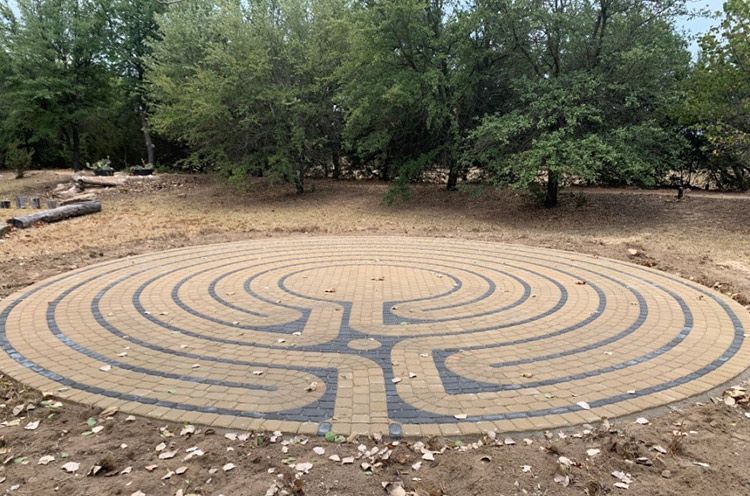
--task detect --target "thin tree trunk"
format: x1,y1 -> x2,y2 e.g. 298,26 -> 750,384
141,110 -> 155,165
446,165 -> 459,191
72,124 -> 81,171
332,149 -> 341,180
294,167 -> 305,194
544,170 -> 559,208
380,162 -> 391,181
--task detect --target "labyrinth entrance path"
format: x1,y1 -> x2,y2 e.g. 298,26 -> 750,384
1,237 -> 748,437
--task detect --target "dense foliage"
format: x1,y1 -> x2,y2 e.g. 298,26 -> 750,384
679,0 -> 749,190
1,0 -> 748,205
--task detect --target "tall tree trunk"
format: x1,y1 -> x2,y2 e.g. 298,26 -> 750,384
141,110 -> 155,165
544,170 -> 559,208
72,124 -> 81,171
380,164 -> 390,181
446,165 -> 459,191
294,167 -> 305,194
332,148 -> 341,180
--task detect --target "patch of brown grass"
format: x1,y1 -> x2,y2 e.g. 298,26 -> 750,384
1,171 -> 748,308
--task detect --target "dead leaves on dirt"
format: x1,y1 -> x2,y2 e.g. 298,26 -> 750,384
4,379 -> 750,495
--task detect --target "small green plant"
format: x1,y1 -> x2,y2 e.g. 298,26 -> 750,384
572,192 -> 589,208
88,158 -> 114,175
382,179 -> 411,205
5,141 -> 34,179
324,431 -> 345,443
131,159 -> 155,176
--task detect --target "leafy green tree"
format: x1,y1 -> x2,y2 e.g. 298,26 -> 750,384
681,0 -> 749,190
467,0 -> 690,206
5,140 -> 34,178
148,0 -> 348,192
339,0 -> 468,195
106,0 -> 167,165
0,0 -> 117,170
0,10 -> 13,166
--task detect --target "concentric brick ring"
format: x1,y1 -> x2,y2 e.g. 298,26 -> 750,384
1,237 -> 749,437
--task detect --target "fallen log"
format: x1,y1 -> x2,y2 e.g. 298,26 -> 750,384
74,174 -> 125,188
8,201 -> 101,229
59,193 -> 98,205
55,184 -> 83,197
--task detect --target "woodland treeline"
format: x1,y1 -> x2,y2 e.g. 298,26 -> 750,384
0,0 -> 748,206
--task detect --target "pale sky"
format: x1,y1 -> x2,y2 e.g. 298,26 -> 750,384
679,0 -> 725,56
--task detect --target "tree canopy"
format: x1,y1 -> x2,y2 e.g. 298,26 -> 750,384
679,0 -> 749,190
1,0 -> 748,204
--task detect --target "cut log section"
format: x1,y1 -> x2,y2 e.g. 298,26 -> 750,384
8,201 -> 102,229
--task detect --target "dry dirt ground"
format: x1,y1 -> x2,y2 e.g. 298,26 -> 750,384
0,170 -> 749,496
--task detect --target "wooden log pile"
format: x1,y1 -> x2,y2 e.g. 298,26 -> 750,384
54,172 -> 129,199
1,172 -> 115,237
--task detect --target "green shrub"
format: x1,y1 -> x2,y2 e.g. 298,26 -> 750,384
5,141 -> 34,179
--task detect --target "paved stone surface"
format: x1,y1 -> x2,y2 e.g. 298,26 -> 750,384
1,237 -> 749,436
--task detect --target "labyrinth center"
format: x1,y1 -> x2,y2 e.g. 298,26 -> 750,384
1,237 -> 749,437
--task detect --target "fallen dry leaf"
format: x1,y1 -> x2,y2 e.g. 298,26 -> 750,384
554,473 -> 570,487
180,425 -> 196,436
100,406 -> 118,417
158,450 -> 177,460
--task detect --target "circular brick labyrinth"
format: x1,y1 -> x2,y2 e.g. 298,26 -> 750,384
1,237 -> 749,437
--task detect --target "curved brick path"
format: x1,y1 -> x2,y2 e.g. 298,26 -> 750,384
1,237 -> 749,437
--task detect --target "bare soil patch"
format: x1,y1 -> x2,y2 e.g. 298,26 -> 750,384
0,170 -> 749,495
